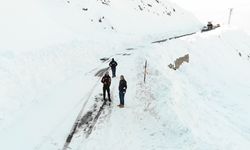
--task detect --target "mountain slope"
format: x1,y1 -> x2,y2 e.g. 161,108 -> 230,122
1,0 -> 250,150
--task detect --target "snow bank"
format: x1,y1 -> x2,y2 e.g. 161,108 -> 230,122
142,28 -> 250,149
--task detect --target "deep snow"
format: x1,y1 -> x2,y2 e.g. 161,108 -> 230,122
1,0 -> 250,150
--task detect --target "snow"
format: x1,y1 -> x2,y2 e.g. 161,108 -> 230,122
148,28 -> 250,149
173,0 -> 250,34
1,0 -> 250,150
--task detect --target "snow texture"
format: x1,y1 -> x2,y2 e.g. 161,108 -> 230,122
0,0 -> 250,150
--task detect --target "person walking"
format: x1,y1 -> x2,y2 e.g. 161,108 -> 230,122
118,75 -> 127,108
101,72 -> 111,102
109,58 -> 118,78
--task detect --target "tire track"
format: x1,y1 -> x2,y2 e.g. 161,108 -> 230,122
152,32 -> 196,43
62,67 -> 111,150
85,84 -> 115,138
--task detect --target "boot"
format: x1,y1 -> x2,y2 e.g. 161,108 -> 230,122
118,104 -> 124,108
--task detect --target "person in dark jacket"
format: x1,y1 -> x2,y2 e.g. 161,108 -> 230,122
109,58 -> 118,78
207,21 -> 213,30
101,72 -> 111,102
118,75 -> 127,108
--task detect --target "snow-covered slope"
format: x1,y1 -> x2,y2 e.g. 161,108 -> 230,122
1,0 -> 250,150
173,0 -> 250,34
143,29 -> 250,149
0,0 -> 201,51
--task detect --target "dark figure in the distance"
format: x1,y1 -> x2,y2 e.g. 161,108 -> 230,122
101,72 -> 111,102
109,58 -> 118,78
207,21 -> 213,30
118,75 -> 127,108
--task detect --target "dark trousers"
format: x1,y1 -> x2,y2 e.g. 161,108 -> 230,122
111,67 -> 116,77
103,86 -> 111,101
119,92 -> 125,105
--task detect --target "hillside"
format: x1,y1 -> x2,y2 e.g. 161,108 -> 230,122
174,0 -> 250,33
1,0 -> 250,150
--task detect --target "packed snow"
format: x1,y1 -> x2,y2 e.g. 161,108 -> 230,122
0,0 -> 250,150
